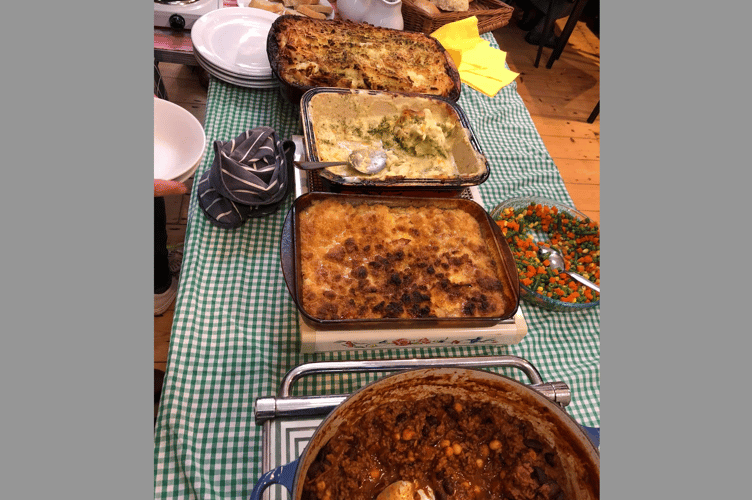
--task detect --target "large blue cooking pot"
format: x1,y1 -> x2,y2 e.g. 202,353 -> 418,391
250,368 -> 600,500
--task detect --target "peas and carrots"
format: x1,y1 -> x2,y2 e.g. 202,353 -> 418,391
495,202 -> 600,305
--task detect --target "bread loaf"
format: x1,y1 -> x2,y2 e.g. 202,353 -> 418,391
254,0 -> 331,18
305,3 -> 334,14
432,0 -> 469,11
411,0 -> 441,15
249,0 -> 285,13
282,0 -> 318,6
296,4 -> 327,19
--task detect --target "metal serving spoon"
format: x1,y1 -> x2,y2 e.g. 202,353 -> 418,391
294,148 -> 388,175
538,246 -> 600,293
376,481 -> 435,500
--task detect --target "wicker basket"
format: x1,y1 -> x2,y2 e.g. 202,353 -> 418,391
401,0 -> 514,35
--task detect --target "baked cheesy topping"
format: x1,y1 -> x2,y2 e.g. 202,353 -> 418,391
298,199 -> 508,320
272,16 -> 458,97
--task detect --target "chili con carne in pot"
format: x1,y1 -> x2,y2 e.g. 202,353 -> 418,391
250,368 -> 599,500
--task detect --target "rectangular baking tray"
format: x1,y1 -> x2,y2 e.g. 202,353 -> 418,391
279,192 -> 520,330
265,15 -> 462,105
299,88 -> 490,194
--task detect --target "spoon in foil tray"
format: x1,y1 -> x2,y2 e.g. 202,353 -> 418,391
294,147 -> 387,175
376,481 -> 435,500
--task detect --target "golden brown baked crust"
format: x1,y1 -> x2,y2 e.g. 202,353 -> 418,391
269,16 -> 460,98
298,198 -> 508,320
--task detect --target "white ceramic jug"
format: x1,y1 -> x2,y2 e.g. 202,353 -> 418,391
336,0 -> 404,30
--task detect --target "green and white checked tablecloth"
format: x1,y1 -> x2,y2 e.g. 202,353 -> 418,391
154,33 -> 599,500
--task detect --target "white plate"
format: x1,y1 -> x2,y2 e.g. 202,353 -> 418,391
191,7 -> 278,77
193,45 -> 277,82
194,50 -> 279,88
197,62 -> 280,88
154,97 -> 206,182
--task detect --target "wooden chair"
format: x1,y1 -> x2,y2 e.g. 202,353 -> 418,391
533,0 -> 599,122
586,100 -> 599,123
534,0 -> 590,69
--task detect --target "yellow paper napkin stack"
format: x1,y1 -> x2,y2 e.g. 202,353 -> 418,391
431,16 -> 519,98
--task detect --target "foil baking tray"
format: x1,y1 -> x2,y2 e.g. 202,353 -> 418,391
299,88 -> 490,194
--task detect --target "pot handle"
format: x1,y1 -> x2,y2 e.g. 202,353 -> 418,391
581,426 -> 600,448
249,458 -> 299,500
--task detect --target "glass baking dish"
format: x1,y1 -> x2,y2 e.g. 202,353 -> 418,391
280,192 -> 519,330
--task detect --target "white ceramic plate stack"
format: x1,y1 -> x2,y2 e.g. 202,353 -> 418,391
191,7 -> 280,89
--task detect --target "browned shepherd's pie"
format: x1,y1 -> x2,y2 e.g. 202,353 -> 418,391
297,198 -> 509,321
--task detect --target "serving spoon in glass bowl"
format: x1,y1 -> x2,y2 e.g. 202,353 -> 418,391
294,147 -> 388,175
538,246 -> 600,293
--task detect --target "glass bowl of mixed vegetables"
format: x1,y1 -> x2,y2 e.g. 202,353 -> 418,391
490,196 -> 600,312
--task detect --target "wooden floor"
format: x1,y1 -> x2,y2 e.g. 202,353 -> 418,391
154,13 -> 600,373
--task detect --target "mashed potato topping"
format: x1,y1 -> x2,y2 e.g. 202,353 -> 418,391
308,92 -> 486,181
316,108 -> 457,179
